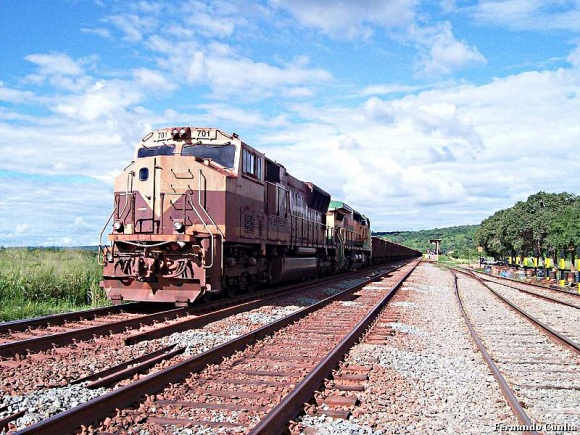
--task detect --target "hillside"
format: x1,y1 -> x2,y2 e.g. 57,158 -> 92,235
373,224 -> 480,259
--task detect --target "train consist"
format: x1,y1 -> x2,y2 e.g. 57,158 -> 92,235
100,127 -> 420,305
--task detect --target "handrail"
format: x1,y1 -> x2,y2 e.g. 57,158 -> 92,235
197,170 -> 225,238
99,172 -> 134,258
197,169 -> 225,271
98,207 -> 116,260
186,195 -> 216,270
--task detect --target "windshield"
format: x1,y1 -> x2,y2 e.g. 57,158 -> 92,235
137,144 -> 175,158
182,144 -> 236,168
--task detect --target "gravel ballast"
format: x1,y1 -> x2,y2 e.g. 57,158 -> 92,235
299,262 -> 519,434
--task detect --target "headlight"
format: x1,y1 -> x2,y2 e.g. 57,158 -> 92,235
113,221 -> 124,232
173,221 -> 185,233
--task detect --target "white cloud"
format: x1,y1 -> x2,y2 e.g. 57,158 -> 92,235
74,217 -> 91,229
271,0 -> 417,38
132,68 -> 177,91
568,44 -> 580,67
81,27 -> 113,39
0,174 -> 112,246
0,82 -> 36,103
106,13 -> 150,42
360,84 -> 429,96
15,224 -> 29,234
23,53 -> 94,92
25,53 -> 84,76
469,0 -> 580,31
409,22 -> 487,76
260,51 -> 579,230
165,49 -> 333,98
53,80 -> 143,121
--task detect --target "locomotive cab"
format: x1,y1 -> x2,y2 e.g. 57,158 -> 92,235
101,127 -> 239,304
326,201 -> 371,269
100,127 -> 333,305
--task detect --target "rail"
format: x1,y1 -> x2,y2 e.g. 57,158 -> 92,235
15,262 -> 418,434
450,269 -> 538,434
455,268 -> 580,355
250,260 -> 419,434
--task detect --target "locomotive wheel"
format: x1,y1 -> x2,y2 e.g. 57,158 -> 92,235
202,291 -> 214,303
226,285 -> 237,298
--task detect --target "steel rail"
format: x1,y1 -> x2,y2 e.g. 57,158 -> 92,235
455,268 -> 580,355
0,307 -> 186,359
450,270 -> 538,435
87,346 -> 186,389
0,302 -> 146,335
467,266 -> 580,298
0,410 -> 26,433
125,264 -> 392,345
71,344 -> 183,385
477,276 -> 580,309
15,264 -> 409,434
249,259 -> 419,434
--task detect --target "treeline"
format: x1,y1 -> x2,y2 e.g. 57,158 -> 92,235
474,192 -> 580,261
374,224 -> 480,259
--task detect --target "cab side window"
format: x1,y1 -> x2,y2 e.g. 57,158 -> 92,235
243,148 -> 262,179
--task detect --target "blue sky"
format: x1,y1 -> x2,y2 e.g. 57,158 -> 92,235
1,0 -> 579,246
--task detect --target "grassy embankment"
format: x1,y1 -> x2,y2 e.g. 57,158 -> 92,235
0,248 -> 109,322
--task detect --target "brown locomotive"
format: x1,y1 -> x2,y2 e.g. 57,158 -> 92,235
100,127 -> 419,305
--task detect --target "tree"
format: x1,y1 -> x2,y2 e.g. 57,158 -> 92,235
547,200 -> 580,265
476,192 -> 580,260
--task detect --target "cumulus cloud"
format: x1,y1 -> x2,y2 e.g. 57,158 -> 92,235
132,68 -> 177,91
261,51 -> 579,230
271,0 -> 417,38
53,79 -> 144,121
409,22 -> 487,76
23,53 -> 94,92
156,47 -> 333,99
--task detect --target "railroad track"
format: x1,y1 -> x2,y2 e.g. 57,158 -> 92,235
0,265 -> 393,361
475,271 -> 580,308
0,261 -> 414,432
0,306 -> 187,360
454,268 -> 580,351
467,266 -> 580,298
451,269 -> 580,431
7,260 -> 419,433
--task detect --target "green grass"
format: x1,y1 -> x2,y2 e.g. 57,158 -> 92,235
0,247 -> 109,322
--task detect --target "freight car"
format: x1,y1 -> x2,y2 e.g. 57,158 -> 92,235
99,127 -> 419,305
371,236 -> 420,264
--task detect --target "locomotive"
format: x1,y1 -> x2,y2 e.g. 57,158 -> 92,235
99,127 -> 419,305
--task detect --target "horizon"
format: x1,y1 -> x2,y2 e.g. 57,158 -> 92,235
0,222 -> 483,249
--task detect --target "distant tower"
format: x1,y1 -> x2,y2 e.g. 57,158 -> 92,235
429,239 -> 442,261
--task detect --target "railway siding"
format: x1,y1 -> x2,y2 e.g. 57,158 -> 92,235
456,270 -> 580,430
298,262 -> 518,434
484,281 -> 580,346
